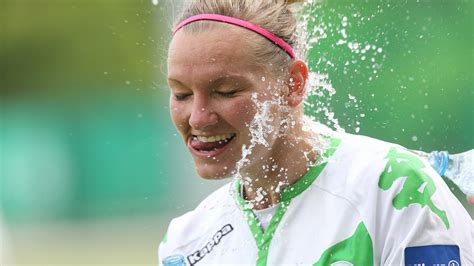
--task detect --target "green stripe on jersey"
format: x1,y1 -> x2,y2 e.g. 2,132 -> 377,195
281,137 -> 341,201
313,222 -> 373,266
235,137 -> 341,265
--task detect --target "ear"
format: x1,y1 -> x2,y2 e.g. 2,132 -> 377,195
286,59 -> 308,107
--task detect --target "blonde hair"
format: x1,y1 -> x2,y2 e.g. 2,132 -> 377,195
174,0 -> 305,73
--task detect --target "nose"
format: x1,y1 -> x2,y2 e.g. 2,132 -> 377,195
188,97 -> 218,130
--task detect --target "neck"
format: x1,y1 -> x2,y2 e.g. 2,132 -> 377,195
239,120 -> 319,210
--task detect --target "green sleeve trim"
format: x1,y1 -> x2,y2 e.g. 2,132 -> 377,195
313,222 -> 374,266
234,136 -> 341,265
161,232 -> 168,244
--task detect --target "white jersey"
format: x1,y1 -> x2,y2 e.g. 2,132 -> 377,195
159,134 -> 473,265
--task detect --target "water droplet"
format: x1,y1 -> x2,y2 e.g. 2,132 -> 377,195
412,136 -> 418,142
151,0 -> 159,5
341,16 -> 348,27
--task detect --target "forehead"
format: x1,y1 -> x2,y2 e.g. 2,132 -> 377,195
167,26 -> 261,83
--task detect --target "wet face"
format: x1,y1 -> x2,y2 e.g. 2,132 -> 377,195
167,27 -> 288,179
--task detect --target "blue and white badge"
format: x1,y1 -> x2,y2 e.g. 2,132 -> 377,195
162,254 -> 186,266
405,245 -> 461,266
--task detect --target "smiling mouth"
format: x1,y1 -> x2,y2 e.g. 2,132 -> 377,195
188,133 -> 236,156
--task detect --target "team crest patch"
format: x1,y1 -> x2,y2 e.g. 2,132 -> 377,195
405,245 -> 461,266
162,254 -> 186,266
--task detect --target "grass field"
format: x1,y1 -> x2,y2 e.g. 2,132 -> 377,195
2,215 -> 173,265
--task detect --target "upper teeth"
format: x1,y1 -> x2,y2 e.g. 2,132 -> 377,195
195,133 -> 234,143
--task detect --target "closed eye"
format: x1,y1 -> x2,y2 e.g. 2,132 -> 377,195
216,90 -> 240,98
173,93 -> 192,101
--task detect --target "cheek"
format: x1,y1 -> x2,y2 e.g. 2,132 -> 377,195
169,100 -> 189,132
227,98 -> 257,128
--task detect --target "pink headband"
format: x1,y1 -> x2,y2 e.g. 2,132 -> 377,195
173,14 -> 296,59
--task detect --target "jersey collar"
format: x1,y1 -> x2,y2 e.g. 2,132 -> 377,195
234,136 -> 341,206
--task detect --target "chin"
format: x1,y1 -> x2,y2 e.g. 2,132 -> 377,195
195,165 -> 234,180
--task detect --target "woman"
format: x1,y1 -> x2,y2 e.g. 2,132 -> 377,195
159,0 -> 473,265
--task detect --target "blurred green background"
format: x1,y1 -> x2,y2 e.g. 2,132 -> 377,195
0,0 -> 472,264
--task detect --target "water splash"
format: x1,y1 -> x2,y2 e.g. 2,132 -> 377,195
295,1 -> 474,199
228,1 -> 473,207
229,2 -> 387,207
230,86 -> 329,208
233,91 -> 284,176
296,1 -> 387,133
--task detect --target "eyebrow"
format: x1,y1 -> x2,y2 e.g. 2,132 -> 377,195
168,74 -> 252,90
211,75 -> 251,86
167,78 -> 187,88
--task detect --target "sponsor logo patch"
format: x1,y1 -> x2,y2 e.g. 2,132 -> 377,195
162,254 -> 186,266
405,245 -> 461,266
187,224 -> 234,265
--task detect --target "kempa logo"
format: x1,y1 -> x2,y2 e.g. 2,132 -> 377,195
187,224 -> 234,265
